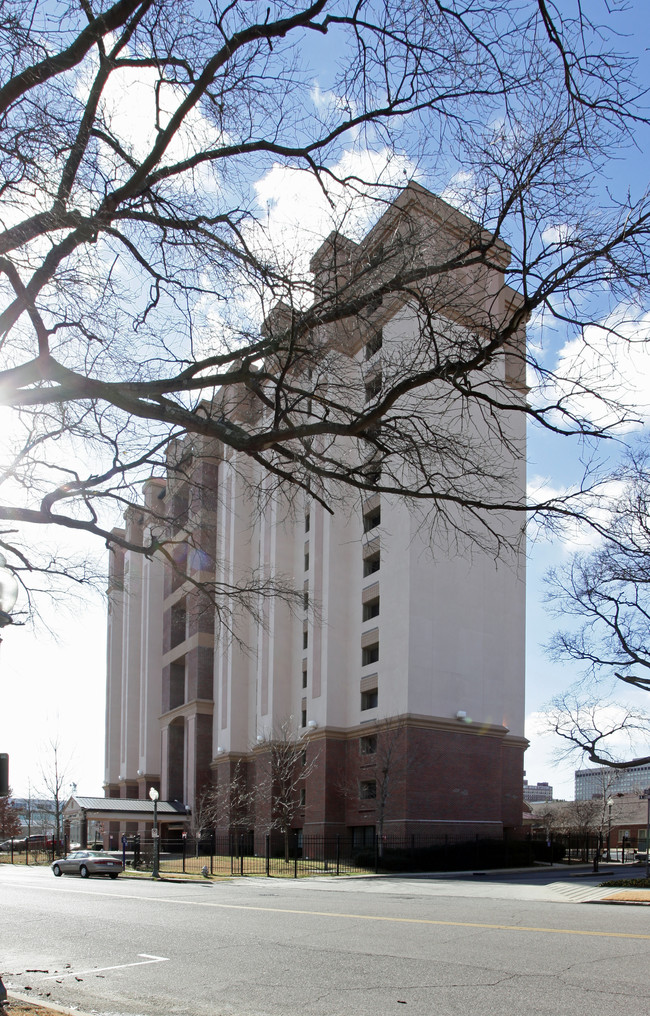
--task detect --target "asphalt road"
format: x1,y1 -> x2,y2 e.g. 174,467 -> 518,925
1,864 -> 649,1016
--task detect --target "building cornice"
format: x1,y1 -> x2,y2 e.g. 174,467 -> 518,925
162,630 -> 214,667
160,698 -> 214,724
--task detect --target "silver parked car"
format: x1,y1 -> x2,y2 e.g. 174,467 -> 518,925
51,850 -> 123,879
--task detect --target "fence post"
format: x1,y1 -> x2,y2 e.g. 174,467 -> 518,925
294,831 -> 298,879
374,831 -> 379,874
26,841 -> 29,866
336,835 -> 340,877
266,834 -> 270,877
210,836 -> 214,876
182,835 -> 186,874
240,834 -> 244,876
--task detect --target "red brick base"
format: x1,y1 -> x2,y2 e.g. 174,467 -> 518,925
211,717 -> 526,839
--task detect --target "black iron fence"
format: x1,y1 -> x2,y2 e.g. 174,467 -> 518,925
124,830 -> 567,877
0,838 -> 65,865
1,830 -> 630,875
532,831 -> 635,867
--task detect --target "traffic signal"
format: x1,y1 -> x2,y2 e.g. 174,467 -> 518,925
0,753 -> 8,796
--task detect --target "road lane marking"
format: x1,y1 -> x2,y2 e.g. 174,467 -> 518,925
45,954 -> 169,979
4,879 -> 650,940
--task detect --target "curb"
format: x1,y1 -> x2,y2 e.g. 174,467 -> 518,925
7,992 -> 95,1016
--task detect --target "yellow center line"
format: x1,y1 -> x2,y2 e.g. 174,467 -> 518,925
4,876 -> 650,939
166,902 -> 650,938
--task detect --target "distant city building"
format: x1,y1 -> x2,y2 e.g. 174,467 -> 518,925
575,764 -> 650,800
13,798 -> 56,835
523,780 -> 553,803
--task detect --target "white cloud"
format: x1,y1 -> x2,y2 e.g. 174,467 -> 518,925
534,309 -> 650,433
75,57 -> 220,191
251,146 -> 418,278
310,82 -> 356,118
541,222 -> 577,247
526,475 -> 626,554
439,170 -> 483,219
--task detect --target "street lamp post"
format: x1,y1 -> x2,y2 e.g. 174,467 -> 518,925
0,553 -> 18,1002
0,553 -> 19,635
149,787 -> 160,879
641,788 -> 650,880
607,797 -> 613,862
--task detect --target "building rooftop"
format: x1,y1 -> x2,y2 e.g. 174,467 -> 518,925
66,796 -> 188,815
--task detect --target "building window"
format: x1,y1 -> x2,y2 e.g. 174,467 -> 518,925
362,643 -> 379,667
301,749 -> 307,767
301,708 -> 307,727
364,373 -> 382,403
304,552 -> 309,571
300,788 -> 306,807
303,630 -> 308,650
363,507 -> 380,532
363,597 -> 380,622
360,734 -> 377,755
302,665 -> 308,689
360,779 -> 377,799
364,463 -> 381,487
363,551 -> 380,576
365,329 -> 383,361
303,590 -> 309,611
361,688 -> 378,711
169,661 -> 185,710
170,602 -> 186,649
305,513 -> 310,532
351,825 -> 375,848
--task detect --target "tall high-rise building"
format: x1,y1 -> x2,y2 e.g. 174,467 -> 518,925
104,183 -> 527,845
575,765 -> 650,801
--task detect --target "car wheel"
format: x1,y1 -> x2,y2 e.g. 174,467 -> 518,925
109,873 -> 119,880
79,864 -> 90,878
52,864 -> 62,877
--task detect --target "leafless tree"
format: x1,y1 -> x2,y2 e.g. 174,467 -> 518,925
0,1 -> 648,613
207,757 -> 257,842
528,800 -> 565,842
38,738 -> 75,847
181,780 -> 217,852
545,443 -> 650,769
0,788 -> 21,839
225,759 -> 257,840
547,694 -> 650,771
337,717 -> 417,853
556,798 -> 600,859
255,718 -> 319,860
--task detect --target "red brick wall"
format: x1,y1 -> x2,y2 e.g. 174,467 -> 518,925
209,722 -> 525,839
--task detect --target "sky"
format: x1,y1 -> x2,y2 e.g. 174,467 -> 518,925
1,0 -> 650,806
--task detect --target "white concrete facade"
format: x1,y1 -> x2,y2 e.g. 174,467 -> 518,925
104,183 -> 527,838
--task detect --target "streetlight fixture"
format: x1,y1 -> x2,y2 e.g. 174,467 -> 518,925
606,797 -> 613,862
0,553 -> 18,633
149,787 -> 160,879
